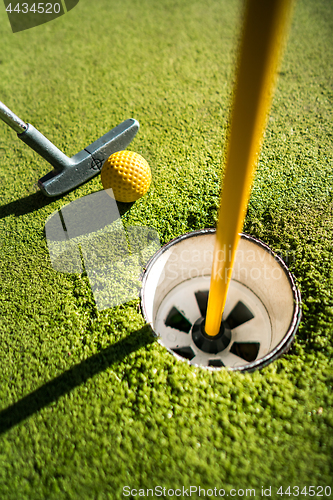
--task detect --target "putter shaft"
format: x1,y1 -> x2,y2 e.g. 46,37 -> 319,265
0,101 -> 27,134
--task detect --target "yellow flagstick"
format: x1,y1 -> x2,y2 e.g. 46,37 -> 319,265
205,0 -> 294,337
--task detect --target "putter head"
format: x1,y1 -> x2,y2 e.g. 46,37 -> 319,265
37,118 -> 139,197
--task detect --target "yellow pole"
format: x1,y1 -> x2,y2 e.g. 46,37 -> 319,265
204,0 -> 293,337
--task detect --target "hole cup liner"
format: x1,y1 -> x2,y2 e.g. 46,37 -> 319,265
140,229 -> 301,372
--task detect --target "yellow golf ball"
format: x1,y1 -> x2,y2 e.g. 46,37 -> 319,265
101,150 -> 152,203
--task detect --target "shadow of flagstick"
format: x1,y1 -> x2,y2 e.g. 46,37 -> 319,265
0,325 -> 155,435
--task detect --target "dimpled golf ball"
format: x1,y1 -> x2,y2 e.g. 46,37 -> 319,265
101,150 -> 151,203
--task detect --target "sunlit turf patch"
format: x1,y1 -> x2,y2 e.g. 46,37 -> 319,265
0,0 -> 332,496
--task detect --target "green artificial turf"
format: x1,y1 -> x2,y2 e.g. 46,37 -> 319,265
0,0 -> 333,498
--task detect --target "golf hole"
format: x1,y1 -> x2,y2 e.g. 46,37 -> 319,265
141,229 -> 301,371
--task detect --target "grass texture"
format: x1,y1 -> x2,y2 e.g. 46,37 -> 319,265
0,0 -> 332,498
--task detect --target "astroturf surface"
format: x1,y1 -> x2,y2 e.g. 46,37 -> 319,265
0,0 -> 333,498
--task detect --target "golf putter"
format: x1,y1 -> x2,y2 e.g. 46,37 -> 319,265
0,101 -> 139,197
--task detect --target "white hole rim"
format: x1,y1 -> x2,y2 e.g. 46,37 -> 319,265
140,229 -> 302,372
